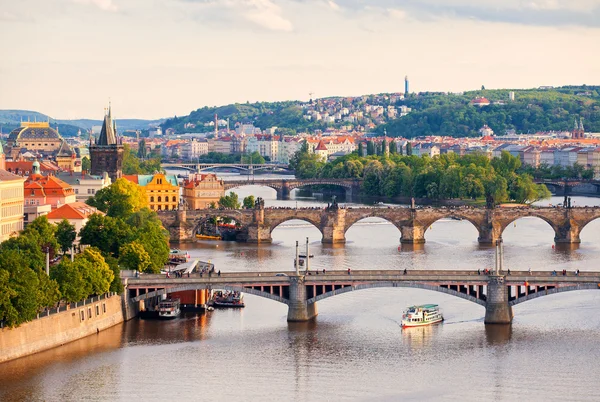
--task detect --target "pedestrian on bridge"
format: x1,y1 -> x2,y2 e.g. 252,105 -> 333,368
347,268 -> 351,275
218,270 -> 221,277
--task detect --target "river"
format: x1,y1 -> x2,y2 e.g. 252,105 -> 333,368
1,175 -> 600,401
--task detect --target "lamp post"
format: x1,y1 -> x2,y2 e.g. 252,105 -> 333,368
45,247 -> 50,276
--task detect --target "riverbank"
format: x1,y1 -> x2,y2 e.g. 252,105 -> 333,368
0,293 -> 124,364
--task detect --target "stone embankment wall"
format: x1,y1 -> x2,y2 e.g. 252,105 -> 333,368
0,294 -> 124,364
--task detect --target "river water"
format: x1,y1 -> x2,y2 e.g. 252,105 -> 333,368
1,175 -> 600,401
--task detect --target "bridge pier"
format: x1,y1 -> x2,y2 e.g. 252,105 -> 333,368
400,224 -> 426,244
477,225 -> 502,245
484,275 -> 513,325
321,208 -> 346,244
246,224 -> 272,243
287,276 -> 318,322
554,221 -> 581,244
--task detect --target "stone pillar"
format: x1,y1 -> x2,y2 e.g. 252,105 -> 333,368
477,224 -> 502,245
246,224 -> 272,243
287,276 -> 318,322
554,220 -> 581,244
277,182 -> 291,200
484,275 -> 513,325
322,208 -> 346,244
400,223 -> 426,244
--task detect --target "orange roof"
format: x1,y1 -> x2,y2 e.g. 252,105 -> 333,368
47,202 -> 104,220
123,175 -> 139,184
24,174 -> 74,197
315,140 -> 328,151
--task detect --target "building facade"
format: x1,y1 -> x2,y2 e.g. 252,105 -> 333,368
124,173 -> 179,211
182,173 -> 224,209
0,169 -> 25,241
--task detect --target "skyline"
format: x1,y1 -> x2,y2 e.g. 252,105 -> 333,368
1,0 -> 599,120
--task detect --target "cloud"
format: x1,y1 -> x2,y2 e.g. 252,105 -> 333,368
179,0 -> 294,31
70,0 -> 118,12
315,0 -> 600,27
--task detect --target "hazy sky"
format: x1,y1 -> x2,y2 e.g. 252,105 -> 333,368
1,0 -> 599,119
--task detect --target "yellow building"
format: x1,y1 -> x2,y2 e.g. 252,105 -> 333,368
0,169 -> 25,242
124,173 -> 179,211
182,173 -> 225,209
7,121 -> 64,155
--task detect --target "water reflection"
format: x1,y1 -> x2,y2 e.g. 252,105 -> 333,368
484,324 -> 513,346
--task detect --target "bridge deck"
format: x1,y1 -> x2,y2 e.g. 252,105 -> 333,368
126,270 -> 600,288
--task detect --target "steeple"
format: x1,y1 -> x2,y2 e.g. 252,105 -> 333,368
97,103 -> 118,145
579,117 -> 585,131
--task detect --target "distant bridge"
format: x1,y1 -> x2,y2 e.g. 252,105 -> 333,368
223,178 -> 362,200
124,270 -> 600,323
162,162 -> 291,173
158,205 -> 600,244
534,179 -> 600,197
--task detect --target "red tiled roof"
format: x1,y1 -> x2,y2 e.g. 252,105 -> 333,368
47,202 -> 103,220
123,175 -> 139,184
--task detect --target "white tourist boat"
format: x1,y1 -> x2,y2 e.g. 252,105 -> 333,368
157,299 -> 181,319
401,304 -> 443,328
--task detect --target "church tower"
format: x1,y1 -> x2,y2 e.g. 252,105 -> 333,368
0,140 -> 6,170
90,104 -> 124,180
572,117 -> 585,140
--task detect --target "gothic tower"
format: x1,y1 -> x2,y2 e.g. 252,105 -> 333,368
90,105 -> 124,180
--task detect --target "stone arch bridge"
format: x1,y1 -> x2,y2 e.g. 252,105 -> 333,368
223,178 -> 362,200
124,270 -> 600,323
158,205 -> 600,245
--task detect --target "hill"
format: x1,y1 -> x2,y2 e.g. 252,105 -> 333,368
161,85 -> 600,138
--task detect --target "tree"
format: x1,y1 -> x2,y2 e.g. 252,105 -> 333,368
127,209 -> 169,274
78,248 -> 114,295
243,195 -> 256,209
55,219 -> 76,254
381,138 -> 387,155
358,142 -> 364,156
389,141 -> 397,154
0,269 -> 18,327
87,178 -> 148,218
81,156 -> 91,172
218,192 -> 241,209
23,216 -> 59,258
137,139 -> 148,159
406,142 -> 413,156
119,241 -> 152,273
242,151 -> 265,165
366,141 -> 375,156
51,259 -> 87,303
79,214 -> 134,256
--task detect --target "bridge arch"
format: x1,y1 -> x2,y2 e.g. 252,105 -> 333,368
420,213 -> 484,241
509,284 -> 599,306
498,214 -> 560,242
306,282 -> 486,306
225,183 -> 280,196
343,215 -> 403,235
131,284 -> 289,305
575,214 -> 600,237
269,217 -> 324,239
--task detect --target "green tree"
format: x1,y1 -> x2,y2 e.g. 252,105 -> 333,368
81,156 -> 91,172
79,214 -> 134,256
242,151 -> 265,164
87,178 -> 149,218
389,141 -> 397,154
366,141 -> 375,156
51,259 -> 87,303
119,241 -> 152,273
127,209 -> 169,274
243,195 -> 256,209
358,142 -> 364,156
406,142 -> 413,156
55,219 -> 76,254
218,192 -> 241,209
78,248 -> 114,295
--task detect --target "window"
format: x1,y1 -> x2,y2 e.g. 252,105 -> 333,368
157,205 -> 161,211
103,303 -> 106,313
158,196 -> 162,202
80,310 -> 85,321
96,305 -> 100,316
150,196 -> 154,202
88,308 -> 92,318
172,196 -> 176,202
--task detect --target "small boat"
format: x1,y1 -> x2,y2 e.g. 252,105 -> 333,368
169,249 -> 190,263
157,298 -> 181,319
209,290 -> 245,308
401,304 -> 443,328
196,234 -> 222,240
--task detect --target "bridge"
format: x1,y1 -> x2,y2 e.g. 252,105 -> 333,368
158,205 -> 600,244
223,178 -> 362,200
162,162 -> 290,173
534,179 -> 600,197
123,270 -> 600,324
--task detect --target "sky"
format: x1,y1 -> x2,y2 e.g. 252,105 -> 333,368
0,0 -> 599,120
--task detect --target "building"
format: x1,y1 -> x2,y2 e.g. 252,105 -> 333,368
90,106 -> 124,181
55,171 -> 112,202
471,97 -> 491,107
314,140 -> 329,161
181,139 -> 209,161
4,159 -> 60,176
6,121 -> 64,157
55,140 -> 77,172
124,173 -> 179,211
0,168 -> 25,242
404,75 -> 409,95
182,174 -> 225,209
572,118 -> 585,140
46,202 -> 104,236
23,161 -> 77,209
